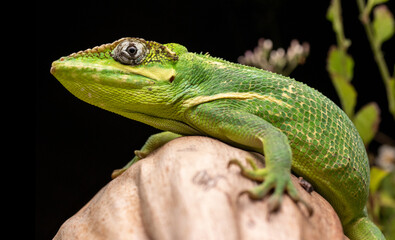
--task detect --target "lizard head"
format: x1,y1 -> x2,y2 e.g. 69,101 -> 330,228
50,37 -> 188,116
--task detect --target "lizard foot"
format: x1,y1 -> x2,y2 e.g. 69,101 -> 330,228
112,132 -> 181,179
228,159 -> 313,216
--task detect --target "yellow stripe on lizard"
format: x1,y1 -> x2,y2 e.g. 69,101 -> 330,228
182,92 -> 292,109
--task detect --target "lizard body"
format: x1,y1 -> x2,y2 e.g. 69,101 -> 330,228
51,38 -> 385,239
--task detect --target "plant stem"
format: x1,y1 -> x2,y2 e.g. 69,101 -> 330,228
356,0 -> 395,119
333,0 -> 349,50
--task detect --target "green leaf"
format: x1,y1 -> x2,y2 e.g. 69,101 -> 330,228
369,166 -> 389,195
373,5 -> 395,47
327,46 -> 354,82
353,102 -> 381,146
381,192 -> 395,208
327,46 -> 356,117
331,76 -> 357,118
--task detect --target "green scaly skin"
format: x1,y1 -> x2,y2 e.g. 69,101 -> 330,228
51,37 -> 385,239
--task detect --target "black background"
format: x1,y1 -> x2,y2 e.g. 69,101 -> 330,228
36,1 -> 394,239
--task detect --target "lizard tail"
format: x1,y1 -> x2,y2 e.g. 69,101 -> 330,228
344,214 -> 386,240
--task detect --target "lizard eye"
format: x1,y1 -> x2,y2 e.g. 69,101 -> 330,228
112,39 -> 148,65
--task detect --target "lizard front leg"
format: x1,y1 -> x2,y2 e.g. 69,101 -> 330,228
186,101 -> 312,214
111,131 -> 182,178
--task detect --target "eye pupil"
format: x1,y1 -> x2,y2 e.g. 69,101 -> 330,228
128,46 -> 137,55
112,39 -> 148,65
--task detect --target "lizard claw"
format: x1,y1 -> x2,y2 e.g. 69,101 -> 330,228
238,189 -> 251,198
228,159 -> 245,169
111,168 -> 126,179
287,182 -> 314,216
111,155 -> 140,179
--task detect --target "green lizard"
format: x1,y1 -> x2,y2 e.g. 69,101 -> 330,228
50,37 -> 385,239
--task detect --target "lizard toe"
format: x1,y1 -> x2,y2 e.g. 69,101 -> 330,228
228,158 -> 268,181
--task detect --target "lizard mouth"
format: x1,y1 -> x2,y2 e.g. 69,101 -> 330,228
50,57 -> 156,90
50,58 -> 160,115
50,65 -> 56,75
